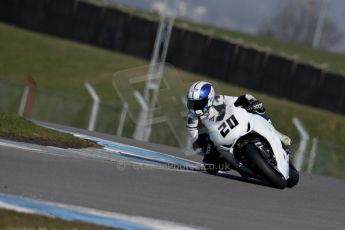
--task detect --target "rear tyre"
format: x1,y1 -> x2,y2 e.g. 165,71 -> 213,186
286,162 -> 299,188
243,143 -> 286,189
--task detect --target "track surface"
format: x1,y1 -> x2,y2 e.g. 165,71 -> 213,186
0,123 -> 344,230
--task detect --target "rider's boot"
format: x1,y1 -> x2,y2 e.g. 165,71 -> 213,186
202,143 -> 231,173
274,129 -> 292,146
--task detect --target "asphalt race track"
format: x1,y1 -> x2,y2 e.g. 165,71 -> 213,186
0,122 -> 344,230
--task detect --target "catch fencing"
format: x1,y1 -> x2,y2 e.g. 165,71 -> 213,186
0,79 -> 344,179
0,79 -> 182,148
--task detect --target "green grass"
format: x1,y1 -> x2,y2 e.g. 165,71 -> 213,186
0,112 -> 99,148
0,22 -> 344,178
0,22 -> 345,145
0,22 -> 145,102
0,208 -> 117,230
1,22 -> 345,144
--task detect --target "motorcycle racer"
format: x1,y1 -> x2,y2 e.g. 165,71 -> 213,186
186,81 -> 292,171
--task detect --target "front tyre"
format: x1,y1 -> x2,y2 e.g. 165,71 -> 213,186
243,143 -> 286,189
286,162 -> 299,188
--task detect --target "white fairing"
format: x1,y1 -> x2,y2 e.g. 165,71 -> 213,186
201,101 -> 290,179
249,115 -> 289,179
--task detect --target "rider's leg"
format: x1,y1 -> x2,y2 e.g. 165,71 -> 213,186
199,136 -> 230,171
256,111 -> 292,146
203,151 -> 230,172
274,129 -> 292,146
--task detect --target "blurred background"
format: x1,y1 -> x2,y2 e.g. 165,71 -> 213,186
0,0 -> 344,179
115,0 -> 345,51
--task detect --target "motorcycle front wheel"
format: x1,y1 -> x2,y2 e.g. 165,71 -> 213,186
243,143 -> 287,189
287,162 -> 299,188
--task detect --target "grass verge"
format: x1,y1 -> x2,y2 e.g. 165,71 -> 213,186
0,112 -> 99,149
0,208 -> 117,230
0,22 -> 345,145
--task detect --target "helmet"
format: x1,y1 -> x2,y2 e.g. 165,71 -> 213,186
187,81 -> 215,116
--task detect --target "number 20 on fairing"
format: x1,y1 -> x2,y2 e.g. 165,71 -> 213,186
218,115 -> 239,138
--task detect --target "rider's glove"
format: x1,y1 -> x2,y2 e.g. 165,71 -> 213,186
196,134 -> 214,155
246,100 -> 265,113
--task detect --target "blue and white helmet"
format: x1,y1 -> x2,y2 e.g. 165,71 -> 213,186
187,81 -> 215,116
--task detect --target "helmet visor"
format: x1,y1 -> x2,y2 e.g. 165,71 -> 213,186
187,98 -> 209,111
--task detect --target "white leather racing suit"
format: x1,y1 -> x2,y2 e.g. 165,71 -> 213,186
186,94 -> 292,150
187,94 -> 263,145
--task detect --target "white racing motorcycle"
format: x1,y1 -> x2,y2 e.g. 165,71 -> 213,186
203,102 -> 299,189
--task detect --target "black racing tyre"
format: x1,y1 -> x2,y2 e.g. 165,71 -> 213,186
287,162 -> 299,188
243,143 -> 286,189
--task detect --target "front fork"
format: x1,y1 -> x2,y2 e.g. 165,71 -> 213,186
229,138 -> 280,179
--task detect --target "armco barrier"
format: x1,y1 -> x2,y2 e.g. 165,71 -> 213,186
1,0 -> 345,115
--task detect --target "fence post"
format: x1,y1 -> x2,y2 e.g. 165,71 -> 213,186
132,90 -> 149,141
292,117 -> 310,171
85,81 -> 100,131
307,138 -> 318,173
22,76 -> 37,118
116,102 -> 128,137
18,85 -> 29,117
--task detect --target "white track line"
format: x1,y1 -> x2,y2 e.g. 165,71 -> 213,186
0,201 -> 39,214
0,194 -> 202,230
0,141 -> 43,152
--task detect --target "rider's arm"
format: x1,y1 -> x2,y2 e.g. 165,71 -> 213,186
186,112 -> 199,144
187,112 -> 211,151
234,94 -> 265,114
